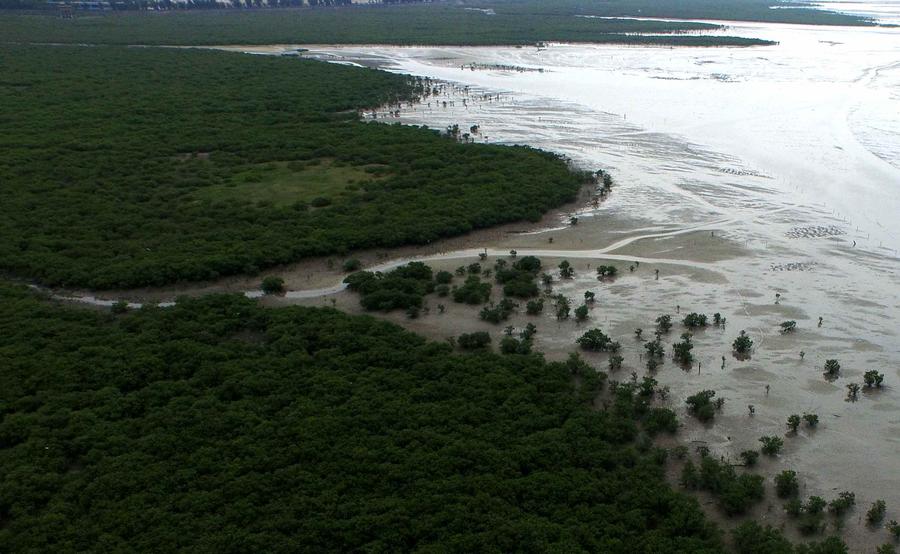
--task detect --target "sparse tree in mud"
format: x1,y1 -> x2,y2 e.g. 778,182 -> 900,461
787,414 -> 801,433
672,332 -> 694,365
575,304 -> 589,322
584,290 -> 595,303
888,520 -> 900,540
609,354 -> 624,372
867,500 -> 887,526
803,413 -> 819,428
656,314 -> 673,333
732,330 -> 753,355
559,260 -> 574,279
555,295 -> 571,320
846,382 -> 861,401
740,450 -> 759,467
647,357 -> 661,372
634,327 -> 643,339
645,337 -> 665,359
828,491 -> 855,517
683,313 -> 708,328
596,265 -> 617,278
779,320 -> 797,334
759,435 -> 783,456
864,370 -> 885,388
685,390 -> 717,422
775,470 -> 799,498
525,298 -> 544,315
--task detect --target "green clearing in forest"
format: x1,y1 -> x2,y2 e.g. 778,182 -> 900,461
194,159 -> 390,207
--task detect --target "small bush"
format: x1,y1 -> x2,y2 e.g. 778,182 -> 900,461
261,276 -> 285,294
457,332 -> 491,350
342,259 -> 362,272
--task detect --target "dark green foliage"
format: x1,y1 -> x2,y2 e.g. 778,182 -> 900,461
344,262 -> 433,311
434,270 -> 453,285
574,304 -> 589,321
775,470 -> 799,498
827,491 -> 855,517
795,537 -> 849,554
644,407 -> 678,436
792,496 -> 828,535
867,500 -> 886,526
0,45 -> 586,288
656,314 -> 673,333
554,294 -> 571,320
0,283 -> 734,551
261,275 -> 285,294
525,298 -> 544,315
501,275 -> 539,298
686,390 -> 717,422
780,320 -> 797,334
558,260 -> 574,279
577,328 -> 614,351
512,255 -> 541,273
733,521 -> 794,554
342,258 -> 362,272
888,520 -> 900,540
787,414 -> 801,432
759,436 -> 784,456
608,354 -> 624,372
672,332 -> 694,364
453,275 -> 492,305
467,262 -> 482,275
740,450 -> 759,467
644,338 -> 665,359
864,370 -> 885,388
803,413 -> 819,427
823,359 -> 841,378
479,298 -> 517,324
733,330 -> 754,354
110,300 -> 129,314
683,456 -> 765,516
683,313 -> 708,328
596,265 -> 618,278
499,335 -> 532,355
734,521 -> 848,553
456,331 -> 491,350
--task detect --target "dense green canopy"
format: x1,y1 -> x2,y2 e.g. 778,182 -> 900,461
0,283 -> 722,551
0,45 -> 584,288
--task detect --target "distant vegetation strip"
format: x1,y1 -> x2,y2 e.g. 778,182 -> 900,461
0,6 -> 777,46
0,44 -> 588,288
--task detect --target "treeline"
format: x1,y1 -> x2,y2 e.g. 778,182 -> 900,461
0,45 -> 586,288
0,6 -> 775,46
0,282 -> 726,551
